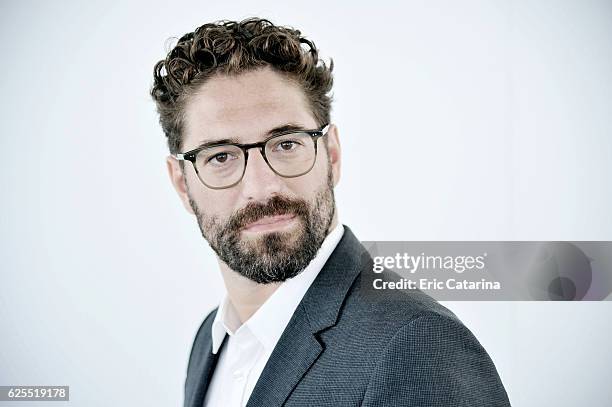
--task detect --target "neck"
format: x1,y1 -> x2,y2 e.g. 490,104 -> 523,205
219,215 -> 339,324
218,262 -> 281,323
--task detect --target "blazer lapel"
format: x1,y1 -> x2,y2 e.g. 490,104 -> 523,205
246,226 -> 367,407
186,334 -> 227,407
245,304 -> 323,407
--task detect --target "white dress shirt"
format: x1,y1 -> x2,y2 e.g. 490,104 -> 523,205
203,223 -> 345,407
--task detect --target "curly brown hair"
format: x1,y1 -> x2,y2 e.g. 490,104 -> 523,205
150,18 -> 334,154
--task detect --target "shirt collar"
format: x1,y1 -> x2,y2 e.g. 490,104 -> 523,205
211,223 -> 345,354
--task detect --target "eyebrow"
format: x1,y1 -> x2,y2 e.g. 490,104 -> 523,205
195,123 -> 310,149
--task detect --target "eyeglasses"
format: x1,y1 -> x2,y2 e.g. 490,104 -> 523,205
175,124 -> 330,189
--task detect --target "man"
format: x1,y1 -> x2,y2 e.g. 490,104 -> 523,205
151,18 -> 511,407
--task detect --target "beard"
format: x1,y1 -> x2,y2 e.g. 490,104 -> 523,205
188,167 -> 336,284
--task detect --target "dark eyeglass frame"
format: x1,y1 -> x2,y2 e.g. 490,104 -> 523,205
175,123 -> 330,190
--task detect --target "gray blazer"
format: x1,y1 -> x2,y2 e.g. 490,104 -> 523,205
184,226 -> 511,406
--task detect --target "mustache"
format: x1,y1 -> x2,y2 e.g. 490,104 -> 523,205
227,195 -> 309,231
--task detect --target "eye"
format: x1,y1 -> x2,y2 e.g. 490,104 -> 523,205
211,153 -> 228,163
280,141 -> 296,151
273,139 -> 303,152
206,151 -> 237,165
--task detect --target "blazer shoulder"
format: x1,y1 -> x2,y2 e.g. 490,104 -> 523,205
348,268 -> 461,331
361,310 -> 511,406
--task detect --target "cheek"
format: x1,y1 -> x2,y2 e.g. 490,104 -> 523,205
307,148 -> 332,188
316,145 -> 332,175
286,166 -> 329,198
186,176 -> 239,218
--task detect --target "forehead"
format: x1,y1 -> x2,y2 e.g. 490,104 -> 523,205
182,67 -> 317,147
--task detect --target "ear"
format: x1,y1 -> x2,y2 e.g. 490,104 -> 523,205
325,124 -> 342,187
166,156 -> 195,215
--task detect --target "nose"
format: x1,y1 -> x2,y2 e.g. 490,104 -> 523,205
238,148 -> 285,201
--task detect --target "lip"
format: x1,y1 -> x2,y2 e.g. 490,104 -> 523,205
242,214 -> 297,233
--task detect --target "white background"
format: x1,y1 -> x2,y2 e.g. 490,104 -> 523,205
1,0 -> 611,406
